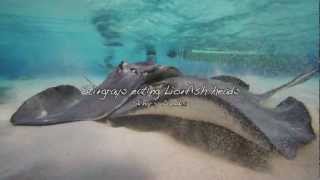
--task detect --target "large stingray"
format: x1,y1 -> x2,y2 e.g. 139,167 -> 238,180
109,72 -> 317,160
10,60 -> 181,125
10,60 -> 317,163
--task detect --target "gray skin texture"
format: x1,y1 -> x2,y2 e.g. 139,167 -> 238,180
109,76 -> 315,160
10,60 -> 181,125
10,61 -> 315,168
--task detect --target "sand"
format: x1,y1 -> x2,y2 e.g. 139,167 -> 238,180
0,75 -> 318,180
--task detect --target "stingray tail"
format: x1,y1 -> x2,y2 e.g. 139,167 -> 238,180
258,67 -> 319,102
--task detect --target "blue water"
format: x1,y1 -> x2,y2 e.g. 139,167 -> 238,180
0,2 -> 319,179
0,0 -> 318,78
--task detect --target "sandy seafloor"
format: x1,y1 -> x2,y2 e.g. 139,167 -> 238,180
0,74 -> 318,180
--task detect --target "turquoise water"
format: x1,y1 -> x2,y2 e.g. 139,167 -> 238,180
0,0 -> 318,77
0,2 -> 319,179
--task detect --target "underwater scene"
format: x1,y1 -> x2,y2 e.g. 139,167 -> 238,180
0,0 -> 319,180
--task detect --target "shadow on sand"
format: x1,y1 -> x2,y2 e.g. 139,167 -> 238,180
3,159 -> 153,180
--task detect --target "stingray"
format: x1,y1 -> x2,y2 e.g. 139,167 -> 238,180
10,60 -> 317,161
109,71 -> 317,160
10,60 -> 181,125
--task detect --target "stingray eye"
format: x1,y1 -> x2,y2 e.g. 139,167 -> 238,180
118,61 -> 129,70
130,68 -> 138,74
118,61 -> 124,70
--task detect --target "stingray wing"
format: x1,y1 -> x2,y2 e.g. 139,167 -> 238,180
206,80 -> 316,159
10,60 -> 164,126
10,79 -> 141,126
10,85 -> 82,125
211,75 -> 249,90
231,96 -> 316,159
113,76 -> 316,159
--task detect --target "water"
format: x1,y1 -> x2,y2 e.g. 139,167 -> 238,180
0,0 -> 319,180
0,0 -> 318,78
